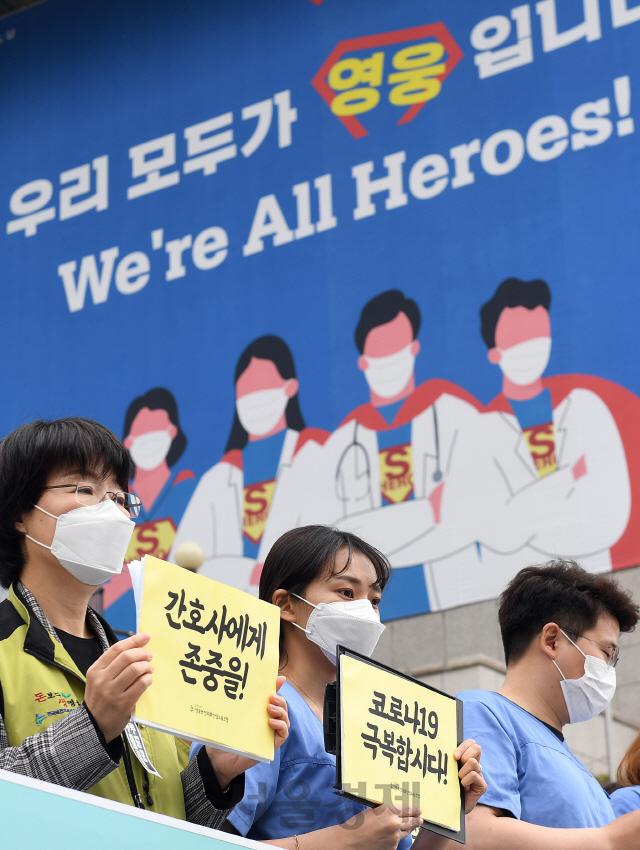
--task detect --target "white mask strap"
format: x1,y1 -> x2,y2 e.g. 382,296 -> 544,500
553,629 -> 588,680
33,504 -> 59,520
560,628 -> 587,660
290,593 -> 317,634
290,592 -> 318,609
25,504 -> 58,550
25,534 -> 52,551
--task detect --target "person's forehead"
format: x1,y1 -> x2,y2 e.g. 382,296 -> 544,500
236,357 -> 284,396
129,407 -> 171,436
363,311 -> 413,357
495,305 -> 550,349
46,466 -> 121,488
331,547 -> 378,585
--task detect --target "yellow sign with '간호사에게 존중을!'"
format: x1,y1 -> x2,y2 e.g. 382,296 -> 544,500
336,649 -> 463,839
128,555 -> 281,763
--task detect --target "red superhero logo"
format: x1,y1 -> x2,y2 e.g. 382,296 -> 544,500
379,444 -> 414,503
312,23 -> 463,138
244,480 -> 276,544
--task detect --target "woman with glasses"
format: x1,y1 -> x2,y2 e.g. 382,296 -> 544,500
0,417 -> 289,824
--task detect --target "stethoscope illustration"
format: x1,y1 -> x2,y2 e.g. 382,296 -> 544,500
432,404 -> 443,482
335,404 -> 443,502
335,422 -> 371,503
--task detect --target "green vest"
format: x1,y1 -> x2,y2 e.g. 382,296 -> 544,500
0,586 -> 189,818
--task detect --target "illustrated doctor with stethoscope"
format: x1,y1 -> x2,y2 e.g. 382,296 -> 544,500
263,290 -> 482,618
380,278 -> 632,610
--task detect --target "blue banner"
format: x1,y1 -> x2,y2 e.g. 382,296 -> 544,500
2,0 -> 640,627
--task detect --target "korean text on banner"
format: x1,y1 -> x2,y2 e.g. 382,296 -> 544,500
130,555 -> 280,763
340,653 -> 461,832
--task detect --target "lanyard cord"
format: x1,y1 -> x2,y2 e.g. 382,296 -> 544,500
122,734 -> 145,809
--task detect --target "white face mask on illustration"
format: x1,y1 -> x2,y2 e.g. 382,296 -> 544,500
497,337 -> 552,386
129,429 -> 173,470
552,629 -> 616,724
291,593 -> 386,664
236,387 -> 290,437
364,344 -> 416,399
26,499 -> 135,585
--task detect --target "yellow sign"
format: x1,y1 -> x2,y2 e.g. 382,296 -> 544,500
131,555 -> 281,762
339,653 -> 461,833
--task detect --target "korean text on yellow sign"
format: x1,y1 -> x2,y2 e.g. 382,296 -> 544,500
340,654 -> 460,831
133,556 -> 280,763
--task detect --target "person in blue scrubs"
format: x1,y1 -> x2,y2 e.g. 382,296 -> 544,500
610,731 -> 640,816
611,784 -> 640,816
459,559 -> 640,849
192,525 -> 486,849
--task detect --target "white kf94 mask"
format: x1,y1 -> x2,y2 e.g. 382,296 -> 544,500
26,499 -> 135,585
236,387 -> 290,437
498,337 -> 552,386
552,629 -> 616,724
364,344 -> 416,400
129,429 -> 173,470
291,593 -> 386,664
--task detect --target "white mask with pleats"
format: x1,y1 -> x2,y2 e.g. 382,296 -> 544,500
291,593 -> 386,664
552,630 -> 616,724
26,500 -> 135,585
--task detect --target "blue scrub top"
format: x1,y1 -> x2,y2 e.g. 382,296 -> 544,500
610,785 -> 640,816
459,690 -> 615,828
132,468 -> 196,525
191,682 -> 412,846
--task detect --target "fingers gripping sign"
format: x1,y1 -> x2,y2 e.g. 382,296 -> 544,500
84,633 -> 154,744
346,803 -> 423,850
454,738 -> 487,814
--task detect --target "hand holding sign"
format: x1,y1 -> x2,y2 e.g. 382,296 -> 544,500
85,632 -> 154,743
345,803 -> 423,850
331,647 -> 480,843
129,555 -> 282,763
454,739 -> 485,813
205,675 -> 290,788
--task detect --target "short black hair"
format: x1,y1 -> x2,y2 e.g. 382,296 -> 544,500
499,559 -> 639,665
480,278 -> 551,349
225,335 -> 305,452
0,418 -> 130,589
355,290 -> 421,354
259,525 -> 391,659
123,387 -> 187,476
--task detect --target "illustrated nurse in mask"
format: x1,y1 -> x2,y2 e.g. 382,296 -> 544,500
191,524 -> 486,849
172,336 -> 328,594
123,387 -> 196,553
102,388 -> 196,634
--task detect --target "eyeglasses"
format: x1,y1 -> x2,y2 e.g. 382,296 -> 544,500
44,482 -> 142,519
560,627 -> 620,669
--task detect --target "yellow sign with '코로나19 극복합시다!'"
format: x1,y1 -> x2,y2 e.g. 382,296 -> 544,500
129,555 -> 281,763
337,649 -> 463,836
